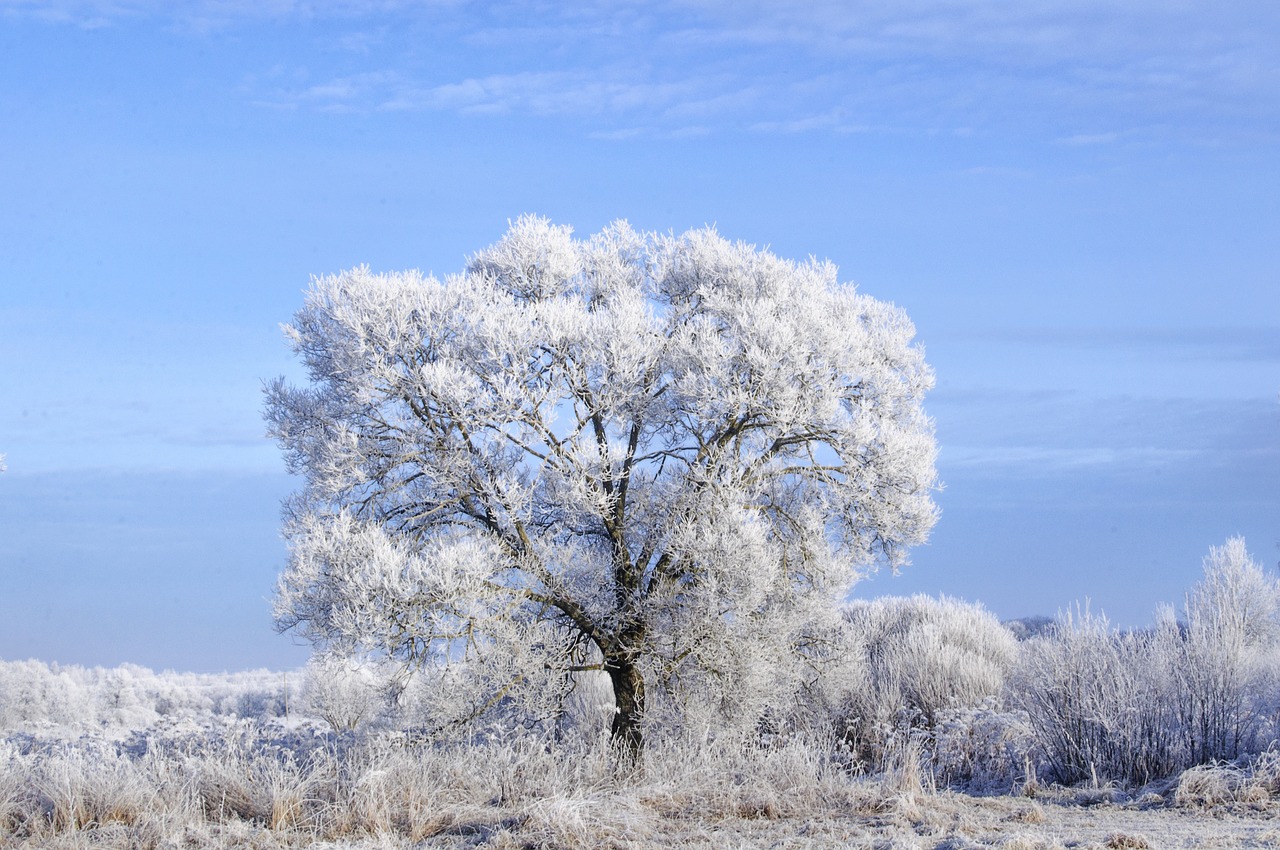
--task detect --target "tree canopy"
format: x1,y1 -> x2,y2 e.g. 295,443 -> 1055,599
266,216 -> 938,752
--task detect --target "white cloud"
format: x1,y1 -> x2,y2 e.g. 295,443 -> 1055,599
750,109 -> 847,134
1,0 -> 462,27
588,126 -> 646,141
282,69 -> 710,120
1058,132 -> 1121,146
8,0 -> 1279,142
943,444 -> 1198,472
944,326 -> 1280,363
930,387 -> 1279,489
960,165 -> 1035,178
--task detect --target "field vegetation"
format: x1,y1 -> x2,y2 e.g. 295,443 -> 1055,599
3,539 -> 1279,849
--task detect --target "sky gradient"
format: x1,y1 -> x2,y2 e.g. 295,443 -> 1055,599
1,0 -> 1277,672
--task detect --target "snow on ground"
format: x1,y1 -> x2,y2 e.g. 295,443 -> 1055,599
8,790 -> 1277,849
4,716 -> 1278,850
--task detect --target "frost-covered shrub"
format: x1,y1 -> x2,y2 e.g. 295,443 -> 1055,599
383,620 -> 604,744
642,597 -> 863,747
1009,607 -> 1181,786
839,595 -> 1018,765
1002,616 -> 1054,641
301,654 -> 389,733
930,700 -> 1035,793
1166,537 -> 1280,764
1012,539 -> 1280,787
0,660 -> 88,728
0,660 -> 293,731
230,684 -> 290,720
93,665 -> 161,729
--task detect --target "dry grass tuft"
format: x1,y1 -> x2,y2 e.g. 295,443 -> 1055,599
996,833 -> 1060,850
518,794 -> 655,849
1005,802 -> 1046,824
1170,750 -> 1280,810
1248,748 -> 1280,797
1174,764 -> 1239,807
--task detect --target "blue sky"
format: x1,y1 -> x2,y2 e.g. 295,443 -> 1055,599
1,0 -> 1277,672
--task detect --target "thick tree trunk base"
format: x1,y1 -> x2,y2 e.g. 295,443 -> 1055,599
607,658 -> 646,768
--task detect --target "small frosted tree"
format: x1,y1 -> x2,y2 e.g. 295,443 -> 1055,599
266,217 -> 938,754
1172,537 -> 1280,763
302,654 -> 387,733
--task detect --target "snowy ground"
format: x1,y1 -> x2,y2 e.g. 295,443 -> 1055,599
6,787 -> 1278,849
4,718 -> 1278,850
3,659 -> 1279,849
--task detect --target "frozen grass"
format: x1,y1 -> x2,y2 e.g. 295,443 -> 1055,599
2,720 -> 1279,849
1172,747 -> 1280,809
5,536 -> 1280,847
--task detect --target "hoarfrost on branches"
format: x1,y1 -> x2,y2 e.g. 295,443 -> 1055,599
265,216 -> 939,751
1009,538 -> 1280,786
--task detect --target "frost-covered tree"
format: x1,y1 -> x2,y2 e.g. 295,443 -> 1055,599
266,216 -> 938,753
302,654 -> 388,733
1172,537 -> 1280,763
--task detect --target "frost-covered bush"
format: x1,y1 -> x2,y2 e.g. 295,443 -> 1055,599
641,596 -> 864,747
1002,616 -> 1054,641
0,660 -> 89,728
301,654 -> 391,733
1009,607 -> 1181,786
384,622 -> 607,743
838,595 -> 1018,765
1167,537 -> 1280,764
93,664 -> 164,729
1010,537 -> 1280,787
930,700 -> 1035,793
0,660 -> 293,732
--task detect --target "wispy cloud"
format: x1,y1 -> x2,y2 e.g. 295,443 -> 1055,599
750,108 -> 852,135
380,72 -> 702,117
942,326 -> 1280,363
7,0 -> 1280,142
1,0 -> 463,28
932,391 -> 1279,480
960,165 -> 1035,178
943,444 -> 1198,472
1058,132 -> 1121,146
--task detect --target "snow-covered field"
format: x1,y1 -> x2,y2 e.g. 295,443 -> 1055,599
3,723 -> 1278,849
5,539 -> 1280,850
2,670 -> 1278,850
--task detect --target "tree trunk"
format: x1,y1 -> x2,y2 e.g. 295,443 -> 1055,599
606,655 -> 646,760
